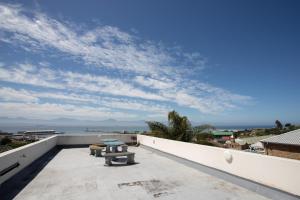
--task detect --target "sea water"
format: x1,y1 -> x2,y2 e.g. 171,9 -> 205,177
0,125 -> 274,134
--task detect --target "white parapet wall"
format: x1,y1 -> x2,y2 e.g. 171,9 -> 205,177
0,135 -> 57,185
57,134 -> 137,145
137,134 -> 300,196
0,134 -> 136,185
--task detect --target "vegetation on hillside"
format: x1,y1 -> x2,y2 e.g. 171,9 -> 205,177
146,111 -> 218,146
0,137 -> 32,153
235,120 -> 300,138
146,111 -> 300,148
192,124 -> 215,134
192,124 -> 216,146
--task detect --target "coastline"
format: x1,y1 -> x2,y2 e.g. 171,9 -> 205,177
0,125 -> 275,134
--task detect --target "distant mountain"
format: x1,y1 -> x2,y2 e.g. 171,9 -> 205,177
0,117 -> 147,127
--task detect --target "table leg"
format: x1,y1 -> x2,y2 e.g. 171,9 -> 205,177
106,146 -> 110,153
105,157 -> 112,166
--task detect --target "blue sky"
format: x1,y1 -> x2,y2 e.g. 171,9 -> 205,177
0,0 -> 299,125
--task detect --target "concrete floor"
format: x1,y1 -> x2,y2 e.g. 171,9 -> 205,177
13,147 -> 271,200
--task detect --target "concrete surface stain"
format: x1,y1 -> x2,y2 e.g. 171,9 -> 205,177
212,181 -> 241,193
118,179 -> 179,197
153,192 -> 170,198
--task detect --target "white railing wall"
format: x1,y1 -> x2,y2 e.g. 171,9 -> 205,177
0,135 -> 57,185
57,134 -> 137,145
137,134 -> 300,196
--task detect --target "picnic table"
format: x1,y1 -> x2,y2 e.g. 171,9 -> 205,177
103,140 -> 125,153
101,138 -> 119,142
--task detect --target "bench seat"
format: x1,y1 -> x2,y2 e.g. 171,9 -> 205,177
120,144 -> 128,152
89,145 -> 105,157
92,143 -> 107,147
103,152 -> 135,165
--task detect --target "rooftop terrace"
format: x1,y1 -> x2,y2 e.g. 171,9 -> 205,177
1,134 -> 300,200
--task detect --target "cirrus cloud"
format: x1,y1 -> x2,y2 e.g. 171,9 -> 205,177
0,3 -> 252,120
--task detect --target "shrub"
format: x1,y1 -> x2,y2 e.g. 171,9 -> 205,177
0,137 -> 12,145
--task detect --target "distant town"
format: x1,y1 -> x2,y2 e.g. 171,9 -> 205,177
1,118 -> 299,160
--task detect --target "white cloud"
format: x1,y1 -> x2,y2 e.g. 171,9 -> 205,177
0,62 -> 251,114
61,71 -> 167,101
0,102 -> 137,120
0,64 -> 166,101
0,86 -> 171,115
99,97 -> 170,114
0,3 -> 252,117
134,76 -> 175,90
0,64 -> 64,89
0,87 -> 38,103
0,3 -> 195,77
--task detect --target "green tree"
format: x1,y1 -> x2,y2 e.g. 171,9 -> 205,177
194,132 -> 214,141
285,123 -> 291,128
146,110 -> 193,142
275,120 -> 283,129
193,124 -> 215,134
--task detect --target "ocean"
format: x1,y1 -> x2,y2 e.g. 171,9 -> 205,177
0,125 -> 274,134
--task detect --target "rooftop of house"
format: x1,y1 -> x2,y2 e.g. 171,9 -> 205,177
238,135 -> 274,144
1,145 -> 298,200
1,134 -> 299,200
261,129 -> 300,146
212,131 -> 233,136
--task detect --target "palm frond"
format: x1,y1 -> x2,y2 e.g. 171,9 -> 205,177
146,110 -> 194,142
146,121 -> 169,138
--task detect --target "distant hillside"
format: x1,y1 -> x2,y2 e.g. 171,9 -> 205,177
0,117 -> 147,127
